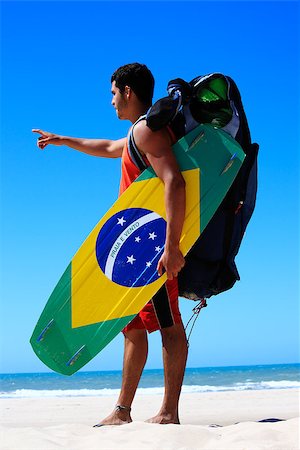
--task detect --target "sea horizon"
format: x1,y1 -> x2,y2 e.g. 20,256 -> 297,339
1,361 -> 299,376
1,363 -> 299,399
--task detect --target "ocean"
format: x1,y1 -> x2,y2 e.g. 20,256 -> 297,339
1,364 -> 299,399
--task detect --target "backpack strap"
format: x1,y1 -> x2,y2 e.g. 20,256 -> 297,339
127,115 -> 148,171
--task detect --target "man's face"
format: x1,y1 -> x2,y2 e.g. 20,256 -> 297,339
111,81 -> 128,120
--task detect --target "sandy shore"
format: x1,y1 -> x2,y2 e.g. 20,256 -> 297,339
1,389 -> 299,450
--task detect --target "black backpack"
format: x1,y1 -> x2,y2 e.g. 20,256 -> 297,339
130,73 -> 259,300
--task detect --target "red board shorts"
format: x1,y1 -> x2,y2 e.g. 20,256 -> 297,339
123,278 -> 181,334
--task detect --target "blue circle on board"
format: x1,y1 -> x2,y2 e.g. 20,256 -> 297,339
96,208 -> 166,287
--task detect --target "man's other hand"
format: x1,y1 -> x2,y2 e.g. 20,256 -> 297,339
32,129 -> 64,150
157,248 -> 185,280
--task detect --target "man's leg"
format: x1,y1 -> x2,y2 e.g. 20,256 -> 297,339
147,321 -> 188,424
95,328 -> 148,426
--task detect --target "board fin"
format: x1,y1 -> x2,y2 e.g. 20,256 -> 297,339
37,319 -> 55,342
66,345 -> 86,367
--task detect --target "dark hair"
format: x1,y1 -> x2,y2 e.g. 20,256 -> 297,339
111,63 -> 154,107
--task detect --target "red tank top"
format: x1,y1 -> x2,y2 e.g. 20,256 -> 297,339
119,138 -> 149,195
119,122 -> 176,196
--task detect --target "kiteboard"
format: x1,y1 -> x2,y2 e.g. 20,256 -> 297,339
30,124 -> 245,375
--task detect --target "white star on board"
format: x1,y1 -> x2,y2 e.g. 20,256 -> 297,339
117,217 -> 126,226
155,246 -> 161,252
149,232 -> 157,240
146,261 -> 152,268
135,236 -> 141,243
127,255 -> 136,265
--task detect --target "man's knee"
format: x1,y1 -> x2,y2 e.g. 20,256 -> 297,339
160,322 -> 187,347
123,327 -> 147,345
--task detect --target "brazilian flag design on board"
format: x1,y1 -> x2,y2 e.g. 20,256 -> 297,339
30,124 -> 245,375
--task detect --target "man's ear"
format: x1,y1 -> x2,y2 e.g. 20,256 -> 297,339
124,85 -> 131,99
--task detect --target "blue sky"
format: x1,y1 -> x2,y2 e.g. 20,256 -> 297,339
0,1 -> 299,374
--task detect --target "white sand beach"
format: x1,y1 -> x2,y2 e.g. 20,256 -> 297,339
1,388 -> 299,450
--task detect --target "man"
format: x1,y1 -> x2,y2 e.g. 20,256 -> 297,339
33,63 -> 188,425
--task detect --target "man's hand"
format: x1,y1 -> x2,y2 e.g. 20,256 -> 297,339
32,129 -> 125,157
32,129 -> 65,150
157,247 -> 185,280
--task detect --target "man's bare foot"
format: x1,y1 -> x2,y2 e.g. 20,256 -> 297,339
146,413 -> 180,424
93,405 -> 132,427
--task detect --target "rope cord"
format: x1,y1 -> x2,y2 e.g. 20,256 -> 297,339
185,298 -> 207,347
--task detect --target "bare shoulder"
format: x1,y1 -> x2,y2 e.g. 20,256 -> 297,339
133,119 -> 172,157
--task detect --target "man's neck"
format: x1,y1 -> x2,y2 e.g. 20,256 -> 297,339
128,104 -> 149,124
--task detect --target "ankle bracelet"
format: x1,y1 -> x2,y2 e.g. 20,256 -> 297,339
115,404 -> 131,412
